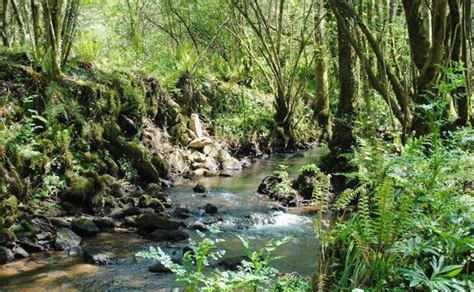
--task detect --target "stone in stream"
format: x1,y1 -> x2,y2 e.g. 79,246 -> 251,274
134,213 -> 181,232
93,217 -> 118,230
174,207 -> 191,219
83,249 -> 114,265
188,222 -> 208,232
110,206 -> 143,219
12,246 -> 29,259
193,183 -> 207,193
150,229 -> 189,242
0,246 -> 14,265
55,228 -> 82,251
218,256 -> 251,270
204,203 -> 218,215
19,241 -> 44,253
148,262 -> 171,273
71,218 -> 100,236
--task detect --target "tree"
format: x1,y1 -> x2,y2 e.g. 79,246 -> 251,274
229,0 -> 316,148
313,0 -> 331,140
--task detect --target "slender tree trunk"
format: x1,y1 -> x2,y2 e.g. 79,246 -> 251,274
42,0 -> 64,79
1,0 -> 9,46
10,0 -> 25,44
30,0 -> 41,58
313,0 -> 332,140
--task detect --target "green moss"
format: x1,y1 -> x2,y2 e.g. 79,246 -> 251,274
0,196 -> 18,229
102,122 -> 121,143
62,173 -> 95,205
151,153 -> 170,178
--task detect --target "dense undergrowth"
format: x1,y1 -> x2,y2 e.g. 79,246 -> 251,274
314,124 -> 474,290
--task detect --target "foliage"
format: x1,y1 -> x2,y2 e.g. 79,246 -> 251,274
315,122 -> 474,290
137,226 -> 310,291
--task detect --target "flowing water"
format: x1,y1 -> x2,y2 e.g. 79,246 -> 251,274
0,148 -> 324,291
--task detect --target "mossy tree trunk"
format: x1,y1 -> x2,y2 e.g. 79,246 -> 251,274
325,0 -> 358,190
313,0 -> 332,141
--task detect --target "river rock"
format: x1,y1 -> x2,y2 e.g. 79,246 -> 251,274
174,207 -> 191,219
83,249 -> 114,265
93,217 -> 117,230
149,262 -> 171,273
188,137 -> 213,149
134,214 -> 181,232
204,204 -> 218,215
138,195 -> 164,212
55,228 -> 82,251
0,229 -> 15,246
111,206 -> 143,219
48,217 -> 71,228
193,183 -> 207,193
19,241 -> 44,253
72,218 -> 100,236
218,256 -> 251,270
12,246 -> 29,259
150,229 -> 189,242
222,157 -> 242,171
189,113 -> 204,138
189,222 -> 208,232
0,247 -> 14,265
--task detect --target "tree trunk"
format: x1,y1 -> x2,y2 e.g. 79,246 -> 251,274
313,0 -> 332,140
325,0 -> 358,191
1,0 -> 9,46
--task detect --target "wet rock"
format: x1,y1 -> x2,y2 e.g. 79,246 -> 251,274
83,249 -> 114,265
72,218 -> 100,236
258,176 -> 300,206
292,167 -> 331,200
257,176 -> 281,195
138,195 -> 164,212
19,241 -> 44,253
218,256 -> 251,270
49,217 -> 72,228
188,137 -> 213,149
174,207 -> 191,219
204,204 -> 218,215
158,178 -> 174,188
189,222 -> 208,232
68,246 -> 82,257
193,184 -> 207,193
150,229 -> 189,242
0,247 -> 14,265
12,246 -> 29,259
93,217 -> 117,230
134,214 -> 181,232
222,157 -> 242,171
241,157 -> 252,168
149,262 -> 171,273
55,228 -> 82,251
111,206 -> 143,219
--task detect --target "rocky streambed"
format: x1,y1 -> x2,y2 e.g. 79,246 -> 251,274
0,148 -> 324,290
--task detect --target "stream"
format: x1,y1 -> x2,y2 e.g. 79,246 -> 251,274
0,148 -> 324,291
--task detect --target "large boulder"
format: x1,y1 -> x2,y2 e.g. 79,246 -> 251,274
72,218 -> 100,236
292,166 -> 331,200
257,175 -> 300,206
55,228 -> 82,251
134,214 -> 181,232
204,204 -> 218,215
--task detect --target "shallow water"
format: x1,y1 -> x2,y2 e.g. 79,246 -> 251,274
0,148 -> 324,291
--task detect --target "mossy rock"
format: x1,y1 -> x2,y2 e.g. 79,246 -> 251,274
0,196 -> 19,229
71,218 -> 99,236
104,156 -> 119,177
61,175 -> 95,205
138,195 -> 164,212
117,140 -> 160,183
292,168 -> 331,200
102,122 -> 121,143
0,229 -> 16,246
151,154 -> 170,178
